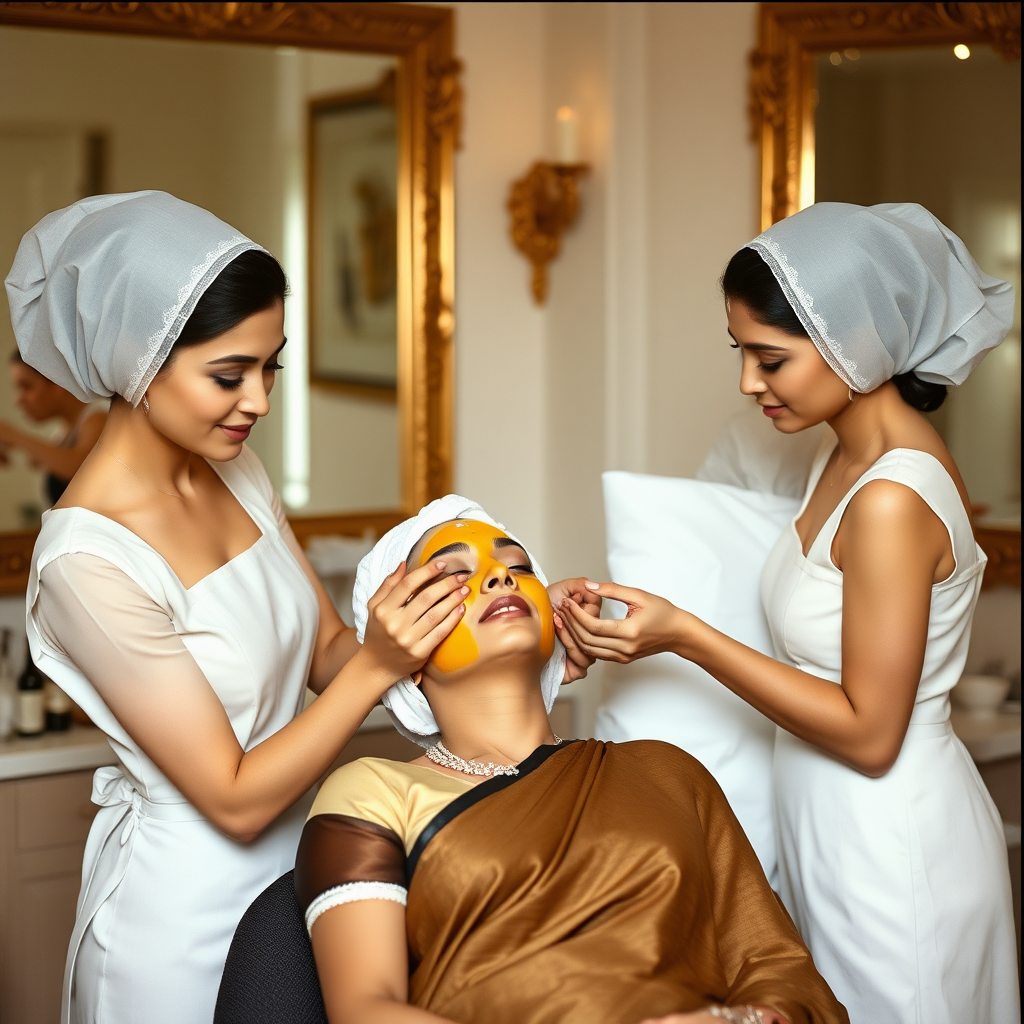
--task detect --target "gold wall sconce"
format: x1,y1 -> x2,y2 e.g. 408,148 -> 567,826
507,107 -> 590,304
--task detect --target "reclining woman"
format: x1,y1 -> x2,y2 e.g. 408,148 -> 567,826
295,496 -> 846,1024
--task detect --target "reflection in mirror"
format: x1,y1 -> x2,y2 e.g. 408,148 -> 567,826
0,25 -> 400,530
310,71 -> 398,392
816,45 -> 1021,527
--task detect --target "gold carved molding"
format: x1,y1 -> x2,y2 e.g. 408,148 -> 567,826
507,162 -> 589,305
750,2 -> 1021,231
0,2 -> 460,596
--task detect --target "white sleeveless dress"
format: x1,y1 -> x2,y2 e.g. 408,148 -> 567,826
25,446 -> 320,1024
761,445 -> 1019,1024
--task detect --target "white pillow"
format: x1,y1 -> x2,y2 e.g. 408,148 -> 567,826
595,471 -> 799,887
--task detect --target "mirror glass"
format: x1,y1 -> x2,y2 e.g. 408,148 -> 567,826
815,45 -> 1021,527
0,25 -> 400,532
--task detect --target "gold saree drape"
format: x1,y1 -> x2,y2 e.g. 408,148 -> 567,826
406,739 -> 846,1024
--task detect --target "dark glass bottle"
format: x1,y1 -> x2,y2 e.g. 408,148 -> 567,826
16,657 -> 46,737
45,679 -> 73,732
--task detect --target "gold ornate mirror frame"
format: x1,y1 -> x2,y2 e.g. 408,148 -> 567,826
0,1 -> 460,595
750,1 -> 1021,588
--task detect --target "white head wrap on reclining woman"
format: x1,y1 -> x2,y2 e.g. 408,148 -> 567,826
745,201 -> 1015,394
5,190 -> 266,405
352,494 -> 566,747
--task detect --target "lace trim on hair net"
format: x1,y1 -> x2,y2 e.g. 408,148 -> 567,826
352,494 -> 565,748
128,235 -> 259,405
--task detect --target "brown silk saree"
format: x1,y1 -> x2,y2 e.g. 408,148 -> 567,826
408,739 -> 843,1024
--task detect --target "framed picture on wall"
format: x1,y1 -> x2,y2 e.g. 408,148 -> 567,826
308,70 -> 398,395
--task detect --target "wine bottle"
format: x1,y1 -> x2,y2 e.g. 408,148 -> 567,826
0,629 -> 15,740
45,678 -> 73,732
16,656 -> 46,737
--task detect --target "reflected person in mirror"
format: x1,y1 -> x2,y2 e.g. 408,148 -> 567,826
558,203 -> 1019,1024
4,191 -> 597,1024
0,350 -> 107,505
296,498 -> 846,1024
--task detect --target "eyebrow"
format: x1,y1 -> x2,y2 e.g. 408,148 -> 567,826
494,537 -> 527,551
426,541 -> 471,561
206,338 -> 288,366
727,329 -> 788,353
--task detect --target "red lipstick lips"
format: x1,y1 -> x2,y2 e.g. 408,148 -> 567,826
479,594 -> 531,623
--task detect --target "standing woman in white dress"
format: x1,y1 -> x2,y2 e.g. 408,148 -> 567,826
555,203 -> 1019,1023
4,192 -> 475,1024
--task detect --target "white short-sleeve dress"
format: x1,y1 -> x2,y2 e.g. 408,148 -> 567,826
26,445 -> 320,1024
762,444 -> 1019,1024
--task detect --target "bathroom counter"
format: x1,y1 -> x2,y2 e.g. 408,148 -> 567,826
0,704 -> 399,782
0,724 -> 114,782
951,704 -> 1021,764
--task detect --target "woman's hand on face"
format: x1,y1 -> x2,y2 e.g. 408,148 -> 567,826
359,561 -> 470,682
556,582 -> 689,665
548,578 -> 601,683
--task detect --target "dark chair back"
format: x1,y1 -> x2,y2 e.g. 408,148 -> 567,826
214,870 -> 327,1024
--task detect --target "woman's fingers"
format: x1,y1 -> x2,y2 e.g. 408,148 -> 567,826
381,559 -> 448,610
407,583 -> 469,642
558,605 -> 634,658
584,580 -> 649,607
575,589 -> 603,617
559,596 -> 629,638
555,612 -> 594,682
412,599 -> 467,657
366,562 -> 408,612
405,572 -> 469,620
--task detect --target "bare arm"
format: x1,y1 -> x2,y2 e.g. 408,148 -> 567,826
559,481 -> 947,776
0,411 -> 105,479
312,901 -> 450,1024
37,554 -> 469,841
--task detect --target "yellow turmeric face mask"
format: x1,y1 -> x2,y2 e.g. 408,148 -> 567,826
415,521 -> 555,675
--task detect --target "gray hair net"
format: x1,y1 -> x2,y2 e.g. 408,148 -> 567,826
745,202 -> 1015,393
5,191 -> 265,406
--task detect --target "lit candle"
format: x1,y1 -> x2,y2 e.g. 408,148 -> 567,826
556,106 -> 579,164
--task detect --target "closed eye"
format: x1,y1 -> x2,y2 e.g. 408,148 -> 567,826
213,376 -> 244,390
758,360 -> 784,373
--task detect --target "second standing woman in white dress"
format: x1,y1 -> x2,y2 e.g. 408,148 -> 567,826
557,202 -> 1019,1024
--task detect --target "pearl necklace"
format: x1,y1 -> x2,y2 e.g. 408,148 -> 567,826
425,736 -> 562,777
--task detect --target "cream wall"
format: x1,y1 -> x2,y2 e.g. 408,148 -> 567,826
450,1 -> 756,581
449,2 -> 549,554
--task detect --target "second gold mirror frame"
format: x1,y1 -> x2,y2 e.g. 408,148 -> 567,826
749,1 -> 1021,588
0,2 -> 460,593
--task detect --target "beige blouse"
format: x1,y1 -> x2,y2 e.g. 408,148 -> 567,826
310,758 -> 476,854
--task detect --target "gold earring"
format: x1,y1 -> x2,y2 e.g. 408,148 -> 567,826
142,395 -> 150,415
848,387 -> 854,402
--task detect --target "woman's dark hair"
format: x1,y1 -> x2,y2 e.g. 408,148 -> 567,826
891,372 -> 947,411
175,249 -> 287,349
721,246 -> 947,411
721,246 -> 807,338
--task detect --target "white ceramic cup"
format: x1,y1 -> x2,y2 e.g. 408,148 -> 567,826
951,674 -> 1011,716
